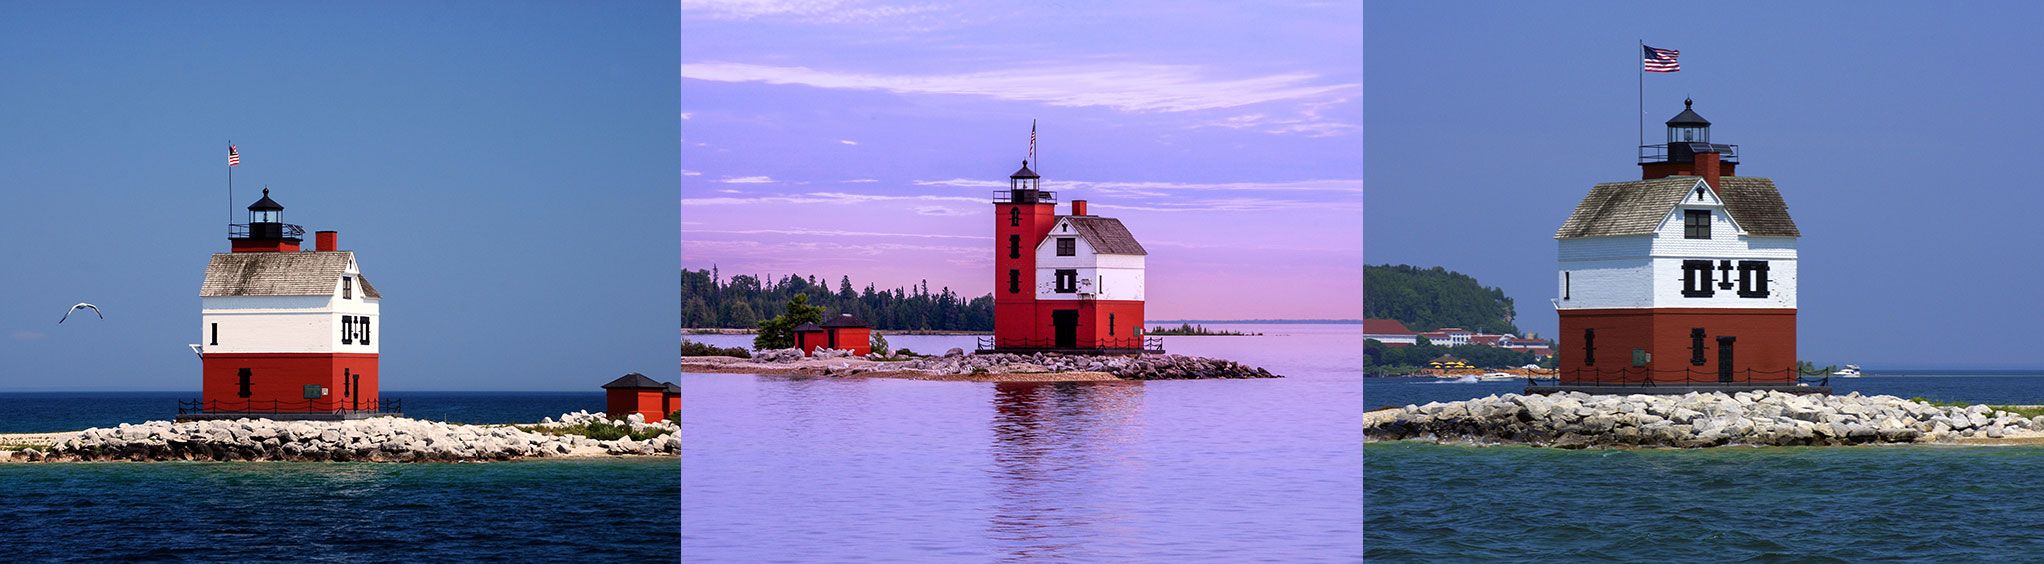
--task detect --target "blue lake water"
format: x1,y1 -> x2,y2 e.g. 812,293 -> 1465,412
1366,371 -> 2044,561
682,324 -> 1365,561
0,392 -> 675,561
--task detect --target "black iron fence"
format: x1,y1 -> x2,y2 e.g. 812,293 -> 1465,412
1638,143 -> 1740,164
1524,367 -> 1828,388
990,190 -> 1057,203
228,223 -> 307,239
975,336 -> 1165,353
178,398 -> 401,416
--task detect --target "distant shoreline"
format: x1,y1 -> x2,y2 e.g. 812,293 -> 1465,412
682,328 -> 989,336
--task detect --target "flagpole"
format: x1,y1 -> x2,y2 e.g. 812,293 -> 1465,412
1638,41 -> 1644,156
228,140 -> 234,229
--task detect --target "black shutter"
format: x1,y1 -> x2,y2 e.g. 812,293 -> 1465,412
1009,234 -> 1021,258
362,316 -> 371,345
341,315 -> 354,344
1738,261 -> 1771,298
1009,207 -> 1020,226
1691,328 -> 1707,365
1682,260 -> 1715,297
1583,328 -> 1596,366
210,323 -> 218,346
1008,269 -> 1020,293
237,368 -> 252,398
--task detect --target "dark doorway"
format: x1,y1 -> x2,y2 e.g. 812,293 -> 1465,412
237,368 -> 253,398
1716,336 -> 1737,382
1052,310 -> 1078,348
827,330 -> 838,349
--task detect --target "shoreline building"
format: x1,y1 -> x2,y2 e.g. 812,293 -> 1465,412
984,159 -> 1162,354
1546,99 -> 1810,393
184,189 -> 395,420
794,313 -> 872,357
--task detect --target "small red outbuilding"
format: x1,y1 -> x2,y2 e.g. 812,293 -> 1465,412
602,372 -> 675,422
795,313 -> 871,356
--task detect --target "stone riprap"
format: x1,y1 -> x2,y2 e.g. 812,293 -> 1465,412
5,410 -> 678,463
746,348 -> 1276,380
1365,391 -> 2044,449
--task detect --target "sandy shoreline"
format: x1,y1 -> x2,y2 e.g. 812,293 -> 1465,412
681,356 -> 1121,382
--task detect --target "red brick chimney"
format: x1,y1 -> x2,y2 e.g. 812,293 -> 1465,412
1072,200 -> 1088,216
315,231 -> 338,252
1696,152 -> 1721,189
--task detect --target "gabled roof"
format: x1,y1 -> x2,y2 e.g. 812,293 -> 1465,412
1554,176 -> 1798,239
602,373 -> 665,390
1363,318 -> 1415,335
792,322 -> 824,332
201,251 -> 382,298
820,313 -> 867,328
1058,216 -> 1147,255
664,382 -> 681,394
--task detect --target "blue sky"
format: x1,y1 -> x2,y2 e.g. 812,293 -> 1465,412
0,3 -> 678,391
680,1 -> 1363,319
1367,2 -> 2044,369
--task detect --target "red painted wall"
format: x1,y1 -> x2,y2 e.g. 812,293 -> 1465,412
230,239 -> 302,253
827,327 -> 871,356
1558,308 -> 1796,385
993,200 -> 1058,347
606,389 -> 667,421
795,330 -> 825,353
200,353 -> 380,412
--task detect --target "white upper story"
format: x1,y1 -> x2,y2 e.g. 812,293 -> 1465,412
1555,176 -> 1799,310
200,251 -> 381,354
1034,215 -> 1147,301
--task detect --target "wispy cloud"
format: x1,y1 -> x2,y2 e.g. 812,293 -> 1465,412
1091,197 -> 1359,213
10,330 -> 46,341
682,169 -> 703,176
681,112 -> 693,120
718,189 -> 742,193
682,0 -> 944,24
681,62 -> 1359,114
690,228 -> 987,240
722,176 -> 775,184
912,205 -> 978,216
913,178 -> 1361,193
839,139 -> 859,145
843,178 -> 878,183
682,191 -> 985,206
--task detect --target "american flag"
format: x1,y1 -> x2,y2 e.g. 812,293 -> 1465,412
228,144 -> 240,167
1643,45 -> 1680,73
1028,120 -> 1036,165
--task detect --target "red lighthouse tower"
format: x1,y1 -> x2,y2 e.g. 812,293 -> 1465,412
186,189 -> 393,420
985,159 -> 1158,354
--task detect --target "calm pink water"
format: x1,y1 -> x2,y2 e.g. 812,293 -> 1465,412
681,324 -> 1363,561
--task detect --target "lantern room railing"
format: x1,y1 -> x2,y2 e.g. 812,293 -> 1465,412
228,223 -> 307,239
990,190 -> 1057,203
1638,143 -> 1739,164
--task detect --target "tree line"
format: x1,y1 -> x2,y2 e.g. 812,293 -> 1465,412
682,267 -> 994,331
1366,338 -> 1551,375
1365,264 -> 1520,334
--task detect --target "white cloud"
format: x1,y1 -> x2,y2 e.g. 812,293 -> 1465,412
718,189 -> 742,193
721,176 -> 776,184
681,191 -> 984,206
914,178 -> 1361,193
681,112 -> 693,120
839,139 -> 858,145
688,228 -> 986,240
912,205 -> 978,217
842,178 -> 879,183
680,62 -> 1360,113
682,169 -> 703,176
682,0 -> 943,24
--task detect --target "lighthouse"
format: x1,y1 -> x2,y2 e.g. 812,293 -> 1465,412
986,159 -> 1158,353
186,188 -> 392,420
1549,99 -> 1806,392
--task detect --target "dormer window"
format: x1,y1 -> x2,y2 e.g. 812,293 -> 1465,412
343,276 -> 353,299
1056,238 -> 1075,256
1684,210 -> 1711,239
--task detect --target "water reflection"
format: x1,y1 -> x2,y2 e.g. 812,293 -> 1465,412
986,381 -> 1145,560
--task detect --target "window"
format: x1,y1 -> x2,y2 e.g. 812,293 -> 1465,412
361,316 -> 371,345
1681,260 -> 1715,297
1110,313 -> 1116,336
1737,261 -> 1771,298
343,369 -> 351,397
1563,272 -> 1570,300
1054,269 -> 1077,293
1010,207 -> 1020,226
1056,238 -> 1076,256
1009,235 -> 1021,258
210,323 -> 218,346
237,368 -> 252,398
343,276 -> 353,299
341,315 -> 354,345
1691,328 -> 1707,365
1008,269 -> 1020,294
1583,329 -> 1595,366
1684,210 -> 1711,239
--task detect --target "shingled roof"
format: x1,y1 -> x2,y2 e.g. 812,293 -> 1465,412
200,251 -> 382,298
1063,216 -> 1147,255
1555,176 -> 1798,239
602,373 -> 666,390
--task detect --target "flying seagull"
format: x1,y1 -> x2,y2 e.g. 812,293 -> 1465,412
59,303 -> 103,324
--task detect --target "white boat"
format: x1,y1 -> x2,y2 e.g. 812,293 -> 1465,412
1833,364 -> 1862,378
1476,372 -> 1519,382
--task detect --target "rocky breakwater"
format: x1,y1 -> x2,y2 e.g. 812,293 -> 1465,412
1366,391 -> 2044,449
5,411 -> 680,463
894,351 -> 1277,380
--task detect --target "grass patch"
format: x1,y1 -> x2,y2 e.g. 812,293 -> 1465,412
517,420 -> 672,441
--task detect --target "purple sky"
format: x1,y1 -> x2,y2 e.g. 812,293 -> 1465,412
680,1 -> 1362,319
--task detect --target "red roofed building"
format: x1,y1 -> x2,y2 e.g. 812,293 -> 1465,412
1364,319 -> 1419,346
